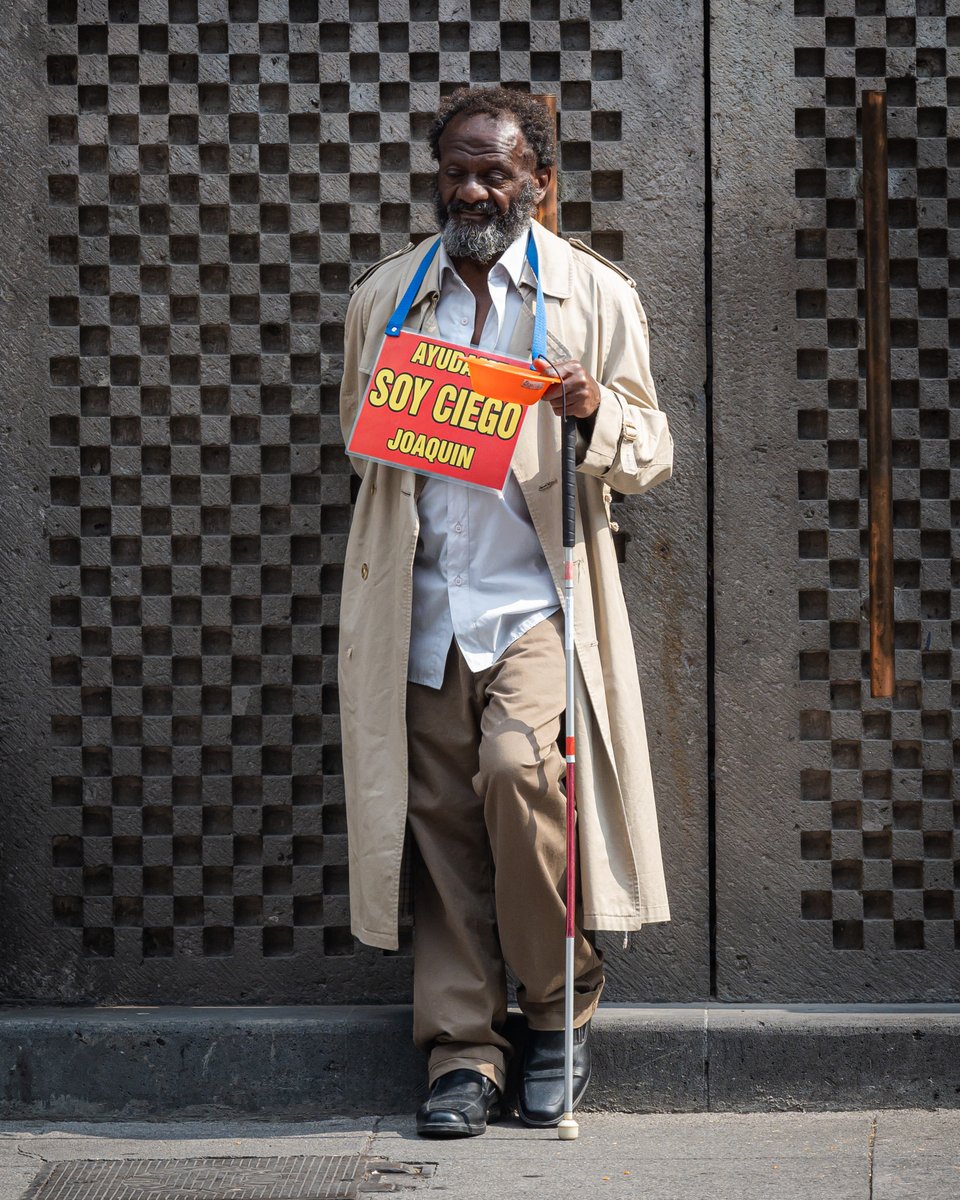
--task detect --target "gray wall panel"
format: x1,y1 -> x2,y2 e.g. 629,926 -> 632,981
713,1 -> 959,1000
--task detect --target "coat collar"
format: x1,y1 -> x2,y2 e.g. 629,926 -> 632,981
525,219 -> 574,300
405,219 -> 574,311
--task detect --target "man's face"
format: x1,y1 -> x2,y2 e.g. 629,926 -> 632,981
434,112 -> 551,263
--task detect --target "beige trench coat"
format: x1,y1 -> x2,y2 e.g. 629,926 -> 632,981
337,219 -> 674,950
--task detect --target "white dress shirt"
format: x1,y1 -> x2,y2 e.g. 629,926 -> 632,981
407,228 -> 561,689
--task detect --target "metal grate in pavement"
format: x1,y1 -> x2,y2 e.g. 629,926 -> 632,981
21,1155 -> 434,1200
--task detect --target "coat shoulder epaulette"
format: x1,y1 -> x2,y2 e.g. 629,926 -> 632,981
350,242 -> 416,294
567,237 -> 637,289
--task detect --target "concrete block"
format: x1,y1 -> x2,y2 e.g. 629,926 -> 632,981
706,1005 -> 960,1112
2,1004 -> 958,1120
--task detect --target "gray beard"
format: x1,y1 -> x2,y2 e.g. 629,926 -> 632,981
435,180 -> 537,263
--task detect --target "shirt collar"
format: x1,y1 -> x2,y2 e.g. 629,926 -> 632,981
400,220 -> 572,315
437,225 -> 531,291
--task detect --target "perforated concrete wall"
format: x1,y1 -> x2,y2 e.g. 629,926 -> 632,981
8,0 -> 958,1009
712,0 -> 959,999
0,0 -> 706,1002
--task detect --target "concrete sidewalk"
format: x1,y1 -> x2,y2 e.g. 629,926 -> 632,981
1,1110 -> 957,1200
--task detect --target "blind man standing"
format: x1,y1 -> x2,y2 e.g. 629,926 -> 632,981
338,86 -> 674,1137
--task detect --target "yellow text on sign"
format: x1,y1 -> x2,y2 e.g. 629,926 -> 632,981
366,368 -> 522,443
367,369 -> 434,416
432,385 -> 521,441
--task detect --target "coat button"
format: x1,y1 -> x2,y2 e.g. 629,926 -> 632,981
360,563 -> 368,579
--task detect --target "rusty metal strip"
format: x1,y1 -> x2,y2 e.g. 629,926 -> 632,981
533,92 -> 559,234
861,89 -> 895,698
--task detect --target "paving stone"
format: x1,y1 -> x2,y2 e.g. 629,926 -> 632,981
872,1110 -> 960,1200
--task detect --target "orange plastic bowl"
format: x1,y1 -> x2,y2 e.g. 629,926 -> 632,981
467,357 -> 552,406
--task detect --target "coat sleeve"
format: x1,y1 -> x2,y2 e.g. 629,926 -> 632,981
575,283 -> 674,497
339,284 -> 375,480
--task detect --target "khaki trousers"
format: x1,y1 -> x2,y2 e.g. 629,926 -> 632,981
405,610 -> 605,1094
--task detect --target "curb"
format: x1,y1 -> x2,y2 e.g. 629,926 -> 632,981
1,1003 -> 958,1119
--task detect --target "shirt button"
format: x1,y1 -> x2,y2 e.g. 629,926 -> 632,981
454,576 -> 462,586
454,523 -> 462,533
360,563 -> 368,580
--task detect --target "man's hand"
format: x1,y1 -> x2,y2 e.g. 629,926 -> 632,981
534,358 -> 601,421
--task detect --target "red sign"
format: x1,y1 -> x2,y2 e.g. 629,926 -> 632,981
346,330 -> 532,493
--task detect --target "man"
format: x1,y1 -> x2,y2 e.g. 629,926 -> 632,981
337,86 -> 673,1137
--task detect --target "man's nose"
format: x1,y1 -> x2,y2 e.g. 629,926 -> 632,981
457,176 -> 488,204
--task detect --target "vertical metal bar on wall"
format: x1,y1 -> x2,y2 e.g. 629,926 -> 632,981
862,90 -> 895,699
533,93 -> 559,234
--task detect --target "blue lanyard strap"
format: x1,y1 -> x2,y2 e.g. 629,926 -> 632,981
525,233 -> 547,362
384,230 -> 547,364
385,238 -> 440,338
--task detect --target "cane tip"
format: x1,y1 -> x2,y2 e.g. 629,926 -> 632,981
557,1115 -> 579,1141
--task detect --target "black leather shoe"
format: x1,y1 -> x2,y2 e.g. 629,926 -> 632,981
416,1068 -> 502,1138
518,1019 -> 592,1128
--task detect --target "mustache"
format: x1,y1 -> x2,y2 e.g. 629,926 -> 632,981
445,198 -> 499,217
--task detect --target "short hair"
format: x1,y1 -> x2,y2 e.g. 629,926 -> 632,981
428,86 -> 557,169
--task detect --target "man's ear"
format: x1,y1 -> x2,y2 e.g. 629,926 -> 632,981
533,165 -> 552,205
